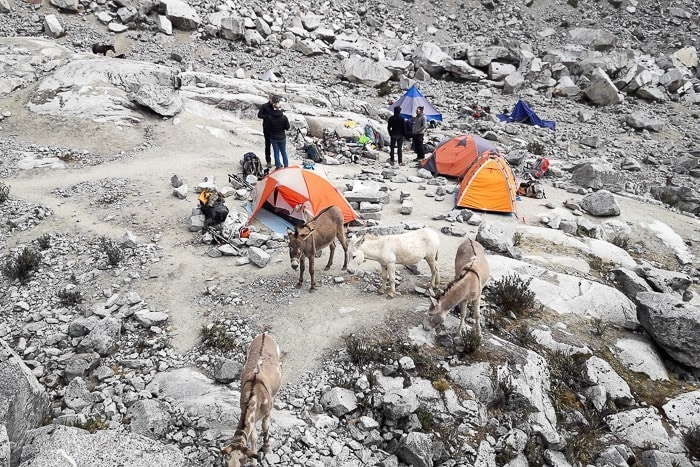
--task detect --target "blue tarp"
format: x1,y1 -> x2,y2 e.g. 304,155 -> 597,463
388,85 -> 443,122
497,99 -> 555,130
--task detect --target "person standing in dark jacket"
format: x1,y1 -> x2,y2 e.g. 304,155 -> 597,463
263,102 -> 291,169
257,94 -> 278,167
412,106 -> 427,161
387,106 -> 406,165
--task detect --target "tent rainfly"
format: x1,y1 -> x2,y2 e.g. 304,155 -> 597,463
420,134 -> 502,178
497,99 -> 555,130
248,166 -> 358,225
455,155 -> 518,214
387,85 -> 442,122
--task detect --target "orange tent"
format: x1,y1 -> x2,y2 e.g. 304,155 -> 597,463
421,134 -> 502,178
249,166 -> 358,225
455,155 -> 518,214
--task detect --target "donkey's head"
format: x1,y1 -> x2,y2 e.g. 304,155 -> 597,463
422,290 -> 445,331
286,226 -> 314,270
221,443 -> 259,467
346,235 -> 366,274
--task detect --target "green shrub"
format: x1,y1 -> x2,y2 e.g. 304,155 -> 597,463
0,182 -> 9,203
37,233 -> 51,250
376,81 -> 392,97
200,324 -> 236,352
512,231 -> 523,247
57,287 -> 84,306
485,273 -> 536,315
1,246 -> 41,283
99,236 -> 123,266
415,406 -> 434,431
460,328 -> 481,354
685,425 -> 700,460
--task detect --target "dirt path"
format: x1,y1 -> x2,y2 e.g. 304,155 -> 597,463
6,101 -> 699,383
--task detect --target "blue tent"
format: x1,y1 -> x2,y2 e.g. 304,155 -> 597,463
497,99 -> 555,130
388,85 -> 443,122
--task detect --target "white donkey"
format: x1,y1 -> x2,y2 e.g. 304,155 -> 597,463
423,239 -> 490,337
221,333 -> 281,467
347,228 -> 440,298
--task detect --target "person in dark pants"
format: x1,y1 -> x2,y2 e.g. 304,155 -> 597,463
412,106 -> 427,161
264,102 -> 291,169
257,94 -> 279,167
387,106 -> 406,165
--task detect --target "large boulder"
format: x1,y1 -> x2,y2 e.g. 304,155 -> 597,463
28,58 -> 181,125
662,390 -> 700,432
158,0 -> 200,30
340,56 -> 392,86
571,163 -> 625,192
411,42 -> 450,75
649,185 -> 700,215
397,431 -> 438,467
636,292 -> 700,368
134,82 -> 182,117
580,190 -> 620,216
0,341 -> 50,466
127,400 -> 171,439
18,425 -> 188,466
76,317 -> 121,356
585,67 -> 623,106
568,28 -> 617,50
605,408 -> 685,453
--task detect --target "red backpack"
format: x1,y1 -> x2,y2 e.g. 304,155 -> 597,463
530,157 -> 549,178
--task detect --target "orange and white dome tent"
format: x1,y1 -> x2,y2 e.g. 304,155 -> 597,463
455,155 -> 518,214
421,134 -> 502,178
248,165 -> 358,225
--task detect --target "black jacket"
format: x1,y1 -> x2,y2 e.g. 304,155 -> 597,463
387,113 -> 406,137
263,110 -> 290,139
257,102 -> 274,130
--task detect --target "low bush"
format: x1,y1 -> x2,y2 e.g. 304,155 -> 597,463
0,182 -> 9,203
460,328 -> 481,354
685,425 -> 700,460
74,417 -> 109,434
99,236 -> 123,266
200,324 -> 236,352
415,406 -> 434,431
610,234 -> 630,250
376,81 -> 392,97
485,273 -> 536,315
57,287 -> 84,306
527,141 -> 545,156
36,233 -> 52,250
512,231 -> 523,247
1,246 -> 41,283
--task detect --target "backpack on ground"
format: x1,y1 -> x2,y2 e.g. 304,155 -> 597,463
529,157 -> 550,178
518,179 -> 546,199
242,152 -> 264,179
303,143 -> 323,163
211,202 -> 229,223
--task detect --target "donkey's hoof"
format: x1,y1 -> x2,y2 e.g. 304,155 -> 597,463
294,282 -> 303,289
324,266 -> 331,271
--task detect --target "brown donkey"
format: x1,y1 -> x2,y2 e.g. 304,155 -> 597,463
423,239 -> 490,337
286,205 -> 348,290
221,333 -> 281,467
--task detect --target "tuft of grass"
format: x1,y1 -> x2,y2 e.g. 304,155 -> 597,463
590,317 -> 608,337
344,335 -> 445,381
524,435 -> 544,465
685,425 -> 700,460
512,231 -> 523,247
415,406 -> 434,431
432,378 -> 450,393
485,273 -> 536,316
57,287 -> 84,306
99,236 -> 123,266
200,324 -> 236,352
36,233 -> 52,250
0,182 -> 9,203
58,152 -> 78,162
74,417 -> 109,433
1,246 -> 41,283
588,255 -> 604,272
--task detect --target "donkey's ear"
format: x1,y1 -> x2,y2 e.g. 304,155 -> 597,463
299,227 -> 315,240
